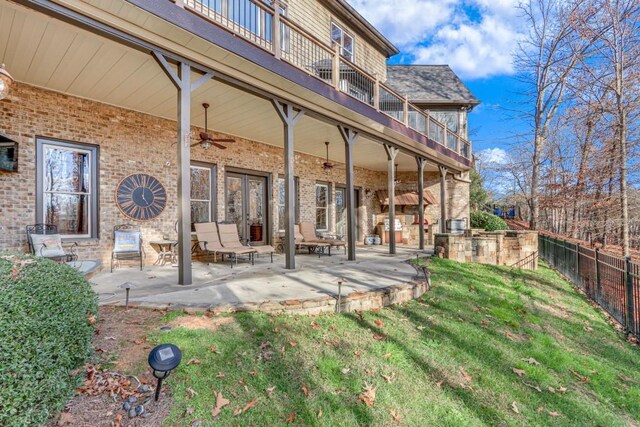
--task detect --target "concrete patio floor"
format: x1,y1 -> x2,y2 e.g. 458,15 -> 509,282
92,245 -> 433,312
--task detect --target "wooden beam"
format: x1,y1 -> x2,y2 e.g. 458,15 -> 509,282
416,156 -> 425,250
439,165 -> 448,234
154,52 -> 213,285
384,144 -> 399,254
339,125 -> 359,261
273,100 -> 304,269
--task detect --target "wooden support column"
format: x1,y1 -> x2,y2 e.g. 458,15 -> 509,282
384,144 -> 399,254
273,100 -> 304,269
153,52 -> 213,286
439,165 -> 448,233
416,157 -> 425,250
339,126 -> 359,261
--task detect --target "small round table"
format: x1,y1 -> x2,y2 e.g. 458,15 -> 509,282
150,240 -> 178,266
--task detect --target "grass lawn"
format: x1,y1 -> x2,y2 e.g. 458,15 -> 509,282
152,259 -> 640,426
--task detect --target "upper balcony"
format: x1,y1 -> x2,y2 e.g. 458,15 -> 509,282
176,0 -> 472,160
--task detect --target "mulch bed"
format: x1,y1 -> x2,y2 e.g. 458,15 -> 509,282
49,307 -> 173,426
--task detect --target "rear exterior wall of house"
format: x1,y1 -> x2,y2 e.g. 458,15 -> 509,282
0,83 -> 468,266
285,0 -> 388,80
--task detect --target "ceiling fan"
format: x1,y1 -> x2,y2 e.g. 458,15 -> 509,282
322,141 -> 334,172
193,103 -> 235,150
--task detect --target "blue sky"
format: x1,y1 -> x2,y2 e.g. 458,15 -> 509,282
349,0 -> 528,162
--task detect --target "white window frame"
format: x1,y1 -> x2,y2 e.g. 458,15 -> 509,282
36,138 -> 98,240
315,182 -> 330,231
331,21 -> 355,62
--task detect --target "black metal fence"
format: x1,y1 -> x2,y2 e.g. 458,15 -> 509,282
539,234 -> 639,337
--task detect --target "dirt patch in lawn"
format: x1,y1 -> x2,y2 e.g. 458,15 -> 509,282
50,306 -> 173,427
168,314 -> 235,331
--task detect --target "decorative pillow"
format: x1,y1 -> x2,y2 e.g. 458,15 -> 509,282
113,231 -> 141,253
30,234 -> 66,258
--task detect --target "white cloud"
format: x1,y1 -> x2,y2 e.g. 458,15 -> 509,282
348,0 -> 525,79
477,147 -> 509,164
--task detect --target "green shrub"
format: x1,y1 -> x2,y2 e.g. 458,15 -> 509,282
470,211 -> 509,231
0,254 -> 97,426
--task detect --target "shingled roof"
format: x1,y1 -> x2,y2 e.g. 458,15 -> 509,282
385,65 -> 480,107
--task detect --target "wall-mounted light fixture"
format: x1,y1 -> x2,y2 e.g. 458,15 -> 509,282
0,64 -> 14,100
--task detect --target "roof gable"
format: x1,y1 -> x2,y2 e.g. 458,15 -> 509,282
385,65 -> 480,106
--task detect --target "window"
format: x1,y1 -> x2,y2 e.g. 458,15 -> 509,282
331,22 -> 354,62
430,110 -> 460,133
36,138 -> 98,239
191,162 -> 216,230
316,182 -> 330,231
278,176 -> 299,231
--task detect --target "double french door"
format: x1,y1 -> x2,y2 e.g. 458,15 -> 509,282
225,172 -> 268,245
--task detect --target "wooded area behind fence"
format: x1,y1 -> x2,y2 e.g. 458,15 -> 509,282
539,234 -> 639,338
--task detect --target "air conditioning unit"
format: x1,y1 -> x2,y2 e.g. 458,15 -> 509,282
446,218 -> 467,234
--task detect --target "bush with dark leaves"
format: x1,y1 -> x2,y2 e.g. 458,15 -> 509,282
0,255 -> 97,426
470,211 -> 509,231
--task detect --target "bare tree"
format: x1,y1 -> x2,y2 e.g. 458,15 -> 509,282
515,0 -> 598,229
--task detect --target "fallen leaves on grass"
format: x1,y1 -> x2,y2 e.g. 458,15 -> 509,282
216,372 -> 225,378
260,341 -> 271,349
512,368 -> 526,377
511,401 -> 520,414
381,372 -> 397,383
267,386 -> 276,393
286,413 -> 296,423
234,398 -> 259,416
317,409 -> 323,418
211,392 -> 230,418
186,358 -> 201,366
185,387 -> 198,400
570,369 -> 590,383
521,357 -> 540,365
548,410 -> 561,417
209,345 -> 221,354
289,341 -> 298,347
373,333 -> 385,341
383,353 -> 392,359
302,385 -> 310,397
358,383 -> 377,406
459,367 -> 472,384
311,321 -> 321,330
617,373 -> 637,383
390,409 -> 402,424
375,319 -> 384,327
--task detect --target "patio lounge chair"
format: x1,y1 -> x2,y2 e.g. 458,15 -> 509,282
111,224 -> 143,272
294,227 -> 330,257
194,222 -> 255,268
218,222 -> 276,263
299,221 -> 347,255
26,224 -> 77,262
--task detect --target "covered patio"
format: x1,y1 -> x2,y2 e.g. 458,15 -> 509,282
92,245 -> 432,314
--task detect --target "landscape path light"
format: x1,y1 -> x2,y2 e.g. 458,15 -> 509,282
148,343 -> 182,401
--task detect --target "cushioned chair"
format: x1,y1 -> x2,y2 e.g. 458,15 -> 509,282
194,222 -> 256,268
26,224 -> 77,262
111,224 -> 143,272
299,221 -> 346,255
217,222 -> 276,264
294,226 -> 330,257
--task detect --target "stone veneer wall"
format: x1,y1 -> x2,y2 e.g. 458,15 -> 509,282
0,83 -> 469,265
434,230 -> 539,269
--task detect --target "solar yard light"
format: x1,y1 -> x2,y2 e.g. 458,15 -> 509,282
148,344 -> 182,401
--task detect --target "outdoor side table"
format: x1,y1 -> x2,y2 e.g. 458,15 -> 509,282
150,240 -> 178,266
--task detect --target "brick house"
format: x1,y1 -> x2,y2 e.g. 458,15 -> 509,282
0,0 -> 479,284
